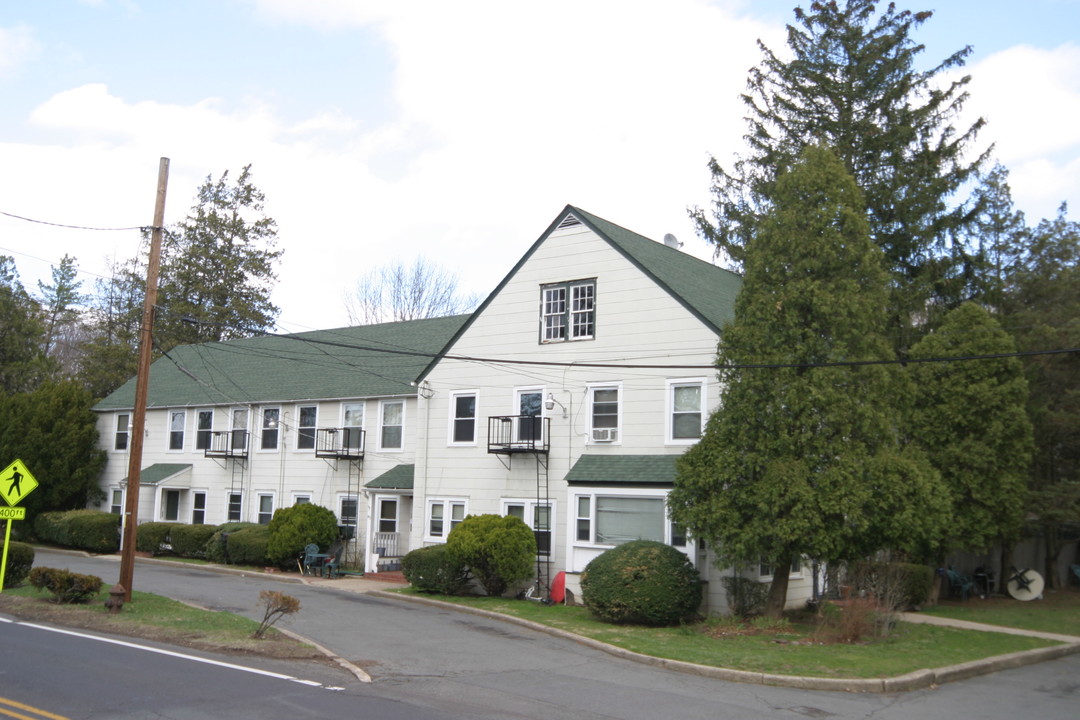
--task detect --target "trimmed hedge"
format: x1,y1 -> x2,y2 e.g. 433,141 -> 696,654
29,566 -> 103,603
2,541 -> 34,588
206,523 -> 259,564
402,544 -> 470,595
32,510 -> 119,553
445,514 -> 536,597
135,522 -> 174,554
168,524 -> 219,558
581,540 -> 702,626
222,525 -> 270,566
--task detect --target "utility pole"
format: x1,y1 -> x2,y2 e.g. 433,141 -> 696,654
118,157 -> 170,602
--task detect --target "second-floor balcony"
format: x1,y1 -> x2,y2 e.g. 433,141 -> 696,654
204,430 -> 249,459
315,427 -> 366,460
488,415 -> 550,455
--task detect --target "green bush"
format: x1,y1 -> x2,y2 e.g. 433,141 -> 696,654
205,523 -> 258,564
446,514 -> 536,597
169,524 -> 219,558
401,544 -> 471,595
29,566 -> 103,603
265,504 -> 340,568
68,510 -> 120,553
31,510 -> 119,552
581,540 -> 702,626
136,522 -> 174,554
223,525 -> 270,566
3,541 -> 34,588
721,575 -> 771,618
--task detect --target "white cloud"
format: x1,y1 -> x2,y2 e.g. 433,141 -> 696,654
0,24 -> 38,76
963,43 -> 1080,219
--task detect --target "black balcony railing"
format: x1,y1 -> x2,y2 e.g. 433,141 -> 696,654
205,430 -> 249,459
487,415 -> 550,454
315,427 -> 366,460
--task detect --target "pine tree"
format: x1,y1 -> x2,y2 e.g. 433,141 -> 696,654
670,145 -> 946,617
693,0 -> 987,351
0,256 -> 51,393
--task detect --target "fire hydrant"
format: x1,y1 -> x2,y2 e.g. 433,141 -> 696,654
105,583 -> 126,613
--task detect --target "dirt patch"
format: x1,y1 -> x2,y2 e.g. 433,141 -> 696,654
0,593 -> 327,662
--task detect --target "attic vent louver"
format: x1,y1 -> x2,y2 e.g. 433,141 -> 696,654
557,213 -> 582,230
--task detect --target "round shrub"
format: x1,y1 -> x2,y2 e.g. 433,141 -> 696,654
223,525 -> 270,566
446,514 -> 536,597
136,522 -> 174,554
3,541 -> 34,588
402,544 -> 470,595
205,523 -> 258,564
169,524 -> 219,558
581,540 -> 702,626
266,503 -> 340,568
29,567 -> 103,604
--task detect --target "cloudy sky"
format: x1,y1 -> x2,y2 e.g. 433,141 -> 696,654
1,0 -> 1077,332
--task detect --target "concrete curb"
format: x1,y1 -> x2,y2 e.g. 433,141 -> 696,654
368,590 -> 1080,693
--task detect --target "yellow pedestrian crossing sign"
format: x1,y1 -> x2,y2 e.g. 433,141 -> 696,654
0,459 -> 38,506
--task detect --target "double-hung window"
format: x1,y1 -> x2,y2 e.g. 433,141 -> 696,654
380,400 -> 403,450
195,410 -> 213,451
257,494 -> 275,525
114,413 -> 130,451
192,492 -> 206,524
231,408 -> 249,451
297,405 -> 317,450
261,408 -> 280,450
449,391 -> 477,445
227,492 -> 243,522
541,279 -> 595,343
503,500 -> 553,556
427,498 -> 466,540
589,385 -> 620,443
668,379 -> 705,443
342,402 -> 364,450
168,410 -> 186,451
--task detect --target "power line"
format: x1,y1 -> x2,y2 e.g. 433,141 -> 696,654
0,209 -> 150,232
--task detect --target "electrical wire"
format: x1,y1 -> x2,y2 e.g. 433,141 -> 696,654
0,208 -> 151,232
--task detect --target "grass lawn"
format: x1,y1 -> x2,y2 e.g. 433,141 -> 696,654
395,591 -> 1063,679
0,584 -> 322,660
921,588 -> 1080,636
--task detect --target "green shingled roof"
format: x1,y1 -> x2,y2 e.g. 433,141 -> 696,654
564,455 -> 680,486
365,464 -> 414,490
124,463 -> 193,485
570,206 -> 741,331
95,315 -> 469,411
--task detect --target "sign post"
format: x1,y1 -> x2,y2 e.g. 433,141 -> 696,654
0,459 -> 38,592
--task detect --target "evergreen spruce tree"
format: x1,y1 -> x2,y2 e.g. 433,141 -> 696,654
693,0 -> 987,351
0,256 -> 51,393
670,145 -> 946,617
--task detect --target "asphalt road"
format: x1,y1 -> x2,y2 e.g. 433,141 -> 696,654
5,549 -> 1077,720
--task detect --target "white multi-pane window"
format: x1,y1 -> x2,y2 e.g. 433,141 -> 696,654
449,391 -> 477,445
503,499 -> 554,556
342,402 -> 364,449
257,494 -> 275,524
231,408 -> 249,452
427,498 -> 467,540
192,492 -> 206,524
168,410 -> 186,451
379,400 -> 404,450
589,385 -> 620,443
541,280 -> 595,343
114,413 -> 130,451
339,495 -> 358,526
573,490 -> 687,550
668,379 -> 706,443
110,489 -> 124,515
261,408 -> 280,450
297,405 -> 317,450
227,492 -> 243,522
195,410 -> 214,451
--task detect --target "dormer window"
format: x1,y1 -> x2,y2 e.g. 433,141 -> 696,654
541,279 -> 595,343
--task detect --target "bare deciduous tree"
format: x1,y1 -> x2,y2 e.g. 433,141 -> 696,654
344,256 -> 481,325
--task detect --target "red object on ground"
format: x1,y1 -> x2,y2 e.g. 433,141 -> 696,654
550,571 -> 566,604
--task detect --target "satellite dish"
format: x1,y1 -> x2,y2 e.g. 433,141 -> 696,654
663,233 -> 683,249
1006,567 -> 1044,601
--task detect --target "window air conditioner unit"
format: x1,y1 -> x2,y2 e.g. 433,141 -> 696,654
592,428 -> 617,442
